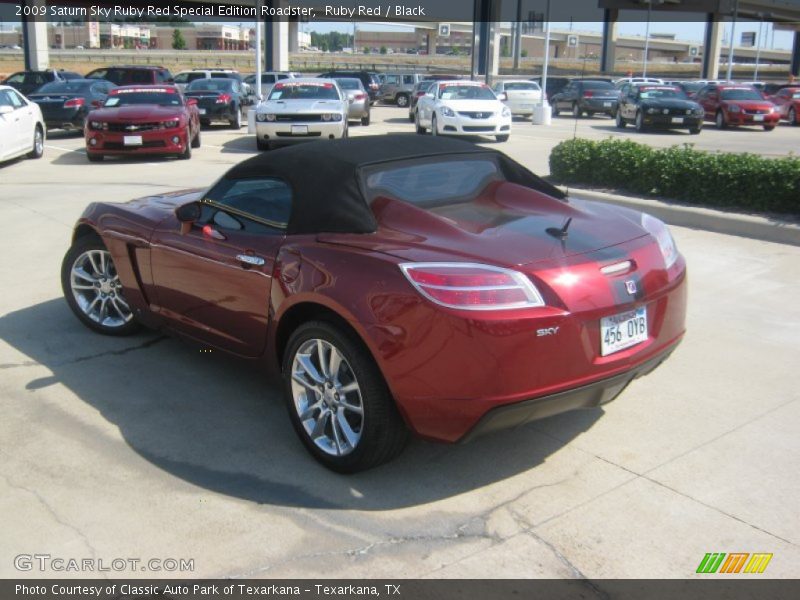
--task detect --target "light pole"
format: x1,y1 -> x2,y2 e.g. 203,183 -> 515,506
533,0 -> 551,125
726,0 -> 739,81
642,0 -> 652,77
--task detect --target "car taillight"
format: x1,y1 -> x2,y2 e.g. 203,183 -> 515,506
369,83 -> 379,90
583,91 -> 594,98
354,93 -> 367,100
415,91 -> 426,97
216,94 -> 231,104
400,263 -> 545,311
64,98 -> 84,108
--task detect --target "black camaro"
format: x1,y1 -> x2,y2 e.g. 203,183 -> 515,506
28,79 -> 115,133
183,78 -> 251,129
616,84 -> 704,134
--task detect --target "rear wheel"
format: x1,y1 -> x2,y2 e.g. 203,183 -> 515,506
61,237 -> 141,336
408,111 -> 415,123
790,108 -> 798,126
283,321 -> 409,473
715,110 -> 727,129
572,103 -> 581,118
191,128 -> 201,148
396,93 -> 409,107
178,137 -> 192,160
27,125 -> 44,159
615,110 -> 626,128
361,111 -> 370,126
551,103 -> 560,117
229,106 -> 242,129
256,137 -> 270,151
763,124 -> 775,131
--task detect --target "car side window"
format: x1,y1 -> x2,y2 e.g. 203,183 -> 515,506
205,177 -> 292,232
174,73 -> 189,84
6,73 -> 25,84
0,89 -> 20,108
403,75 -> 415,85
385,75 -> 399,85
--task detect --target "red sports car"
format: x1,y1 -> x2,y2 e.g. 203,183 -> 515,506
61,137 -> 687,472
769,86 -> 800,125
84,85 -> 201,161
696,83 -> 779,130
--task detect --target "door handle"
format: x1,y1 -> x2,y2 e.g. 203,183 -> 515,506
236,254 -> 265,266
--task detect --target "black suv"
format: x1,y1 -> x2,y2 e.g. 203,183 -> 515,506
318,71 -> 381,104
551,80 -> 619,118
85,66 -> 174,86
2,69 -> 82,95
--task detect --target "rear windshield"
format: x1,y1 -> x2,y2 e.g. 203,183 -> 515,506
439,84 -> 496,100
505,82 -> 540,91
335,79 -> 361,90
187,79 -> 235,92
720,88 -> 764,101
792,91 -> 800,99
105,89 -> 182,107
268,82 -> 340,100
36,81 -> 91,93
638,87 -> 688,100
581,81 -> 614,90
363,157 -> 502,207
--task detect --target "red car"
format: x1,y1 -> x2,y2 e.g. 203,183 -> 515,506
84,85 -> 201,162
61,138 -> 687,472
769,86 -> 800,125
695,83 -> 779,130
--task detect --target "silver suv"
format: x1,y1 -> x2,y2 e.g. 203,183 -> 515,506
379,73 -> 426,107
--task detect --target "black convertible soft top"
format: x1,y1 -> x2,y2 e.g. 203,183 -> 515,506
226,136 -> 566,235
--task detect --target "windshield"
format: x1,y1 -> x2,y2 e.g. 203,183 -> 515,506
638,87 -> 688,100
104,89 -> 182,107
187,79 -> 234,92
36,81 -> 91,94
334,79 -> 361,90
268,82 -> 340,101
439,84 -> 496,100
790,91 -> 800,99
505,82 -> 540,91
720,88 -> 764,101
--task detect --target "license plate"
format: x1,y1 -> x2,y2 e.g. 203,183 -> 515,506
291,125 -> 308,135
603,102 -> 612,107
123,135 -> 142,146
671,117 -> 684,124
753,114 -> 764,122
198,108 -> 206,115
600,307 -> 648,356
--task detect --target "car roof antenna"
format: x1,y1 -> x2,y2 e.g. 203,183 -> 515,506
547,217 -> 572,239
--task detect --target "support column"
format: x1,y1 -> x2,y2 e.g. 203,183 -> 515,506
22,0 -> 49,71
263,0 -> 289,72
288,20 -> 299,54
702,15 -> 723,79
600,9 -> 618,74
791,31 -> 800,78
491,30 -> 502,78
512,0 -> 522,71
471,0 -> 500,82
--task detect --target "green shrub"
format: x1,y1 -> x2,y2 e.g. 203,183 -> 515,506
549,138 -> 800,214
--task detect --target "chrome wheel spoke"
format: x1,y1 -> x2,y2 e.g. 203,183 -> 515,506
70,249 -> 133,328
335,409 -> 359,449
292,370 -> 319,393
298,399 -> 323,421
340,381 -> 359,394
87,252 -> 103,277
311,409 -> 331,439
316,339 -> 330,378
329,347 -> 343,382
339,398 -> 363,415
330,414 -> 345,454
297,354 -> 325,385
72,267 -> 97,284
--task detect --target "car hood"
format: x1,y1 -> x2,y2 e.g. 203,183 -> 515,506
440,99 -> 503,112
258,99 -> 345,114
640,98 -> 700,110
722,100 -> 774,110
90,105 -> 185,121
320,182 -> 648,267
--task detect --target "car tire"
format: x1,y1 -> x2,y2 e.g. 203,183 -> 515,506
200,119 -> 210,127
586,111 -> 595,118
415,111 -> 426,134
283,321 -> 409,473
715,110 -> 727,129
689,125 -> 702,135
86,153 -> 104,162
408,111 -> 415,123
361,112 -> 370,126
179,138 -> 192,160
61,236 -> 142,337
396,93 -> 409,108
191,128 -> 201,149
615,110 -> 626,128
790,108 -> 798,126
495,134 -> 509,142
27,125 -> 44,159
572,103 -> 581,118
229,106 -> 242,129
552,104 -> 560,117
256,137 -> 270,151
763,124 -> 775,131
342,122 -> 349,139
635,110 -> 645,132
431,114 -> 438,136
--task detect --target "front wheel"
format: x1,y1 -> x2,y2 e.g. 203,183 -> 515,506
689,125 -> 702,135
763,124 -> 776,131
790,108 -> 798,126
86,153 -> 104,162
229,106 -> 242,129
191,128 -> 201,148
551,104 -> 560,117
415,111 -> 426,134
61,237 -> 141,336
572,103 -> 581,118
396,93 -> 409,108
715,110 -> 727,129
431,114 -> 438,136
615,110 -> 626,128
27,125 -> 44,159
635,111 -> 645,132
361,111 -> 370,126
283,321 -> 409,473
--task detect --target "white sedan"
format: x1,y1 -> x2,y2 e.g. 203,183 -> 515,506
254,78 -> 347,150
0,85 -> 45,163
492,80 -> 543,117
415,81 -> 511,142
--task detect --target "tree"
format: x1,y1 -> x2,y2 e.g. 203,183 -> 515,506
362,46 -> 369,54
380,45 -> 387,55
172,28 -> 186,50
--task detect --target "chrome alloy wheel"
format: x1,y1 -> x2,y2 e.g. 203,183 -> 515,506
290,339 -> 364,457
69,250 -> 133,328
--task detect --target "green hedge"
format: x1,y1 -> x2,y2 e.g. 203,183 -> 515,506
548,138 -> 800,215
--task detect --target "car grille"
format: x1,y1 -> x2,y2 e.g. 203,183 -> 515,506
107,122 -> 163,132
744,108 -> 769,115
458,111 -> 494,119
103,141 -> 166,150
275,114 -> 323,122
462,126 -> 496,132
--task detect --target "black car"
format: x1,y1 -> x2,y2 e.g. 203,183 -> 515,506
2,69 -> 82,96
183,78 -> 250,129
615,84 -> 703,134
27,79 -> 115,133
551,80 -> 619,118
86,66 -> 174,86
318,71 -> 381,104
530,76 -> 571,103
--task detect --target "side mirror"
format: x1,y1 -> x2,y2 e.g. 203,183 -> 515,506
0,105 -> 13,115
185,98 -> 198,107
498,92 -> 508,102
176,201 -> 201,235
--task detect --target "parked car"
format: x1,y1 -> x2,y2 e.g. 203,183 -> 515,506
615,84 -> 703,134
28,79 -> 115,133
768,86 -> 800,125
695,83 -> 779,130
676,81 -> 705,98
60,136 -> 688,472
317,70 -> 381,104
243,71 -> 301,97
86,66 -> 174,86
184,78 -> 249,129
614,77 -> 664,88
0,85 -> 45,162
2,69 -> 82,95
332,78 -> 370,125
551,80 -> 618,118
378,72 -> 425,107
407,80 -> 436,122
84,85 -> 201,162
530,76 -> 572,103
415,80 -> 511,142
492,80 -> 543,117
761,82 -> 793,97
254,78 -> 347,150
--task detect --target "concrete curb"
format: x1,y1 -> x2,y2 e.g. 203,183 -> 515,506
560,187 -> 800,247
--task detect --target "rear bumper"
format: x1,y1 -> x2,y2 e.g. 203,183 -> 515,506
460,342 -> 677,443
581,99 -> 618,113
198,103 -> 237,122
724,111 -> 780,126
